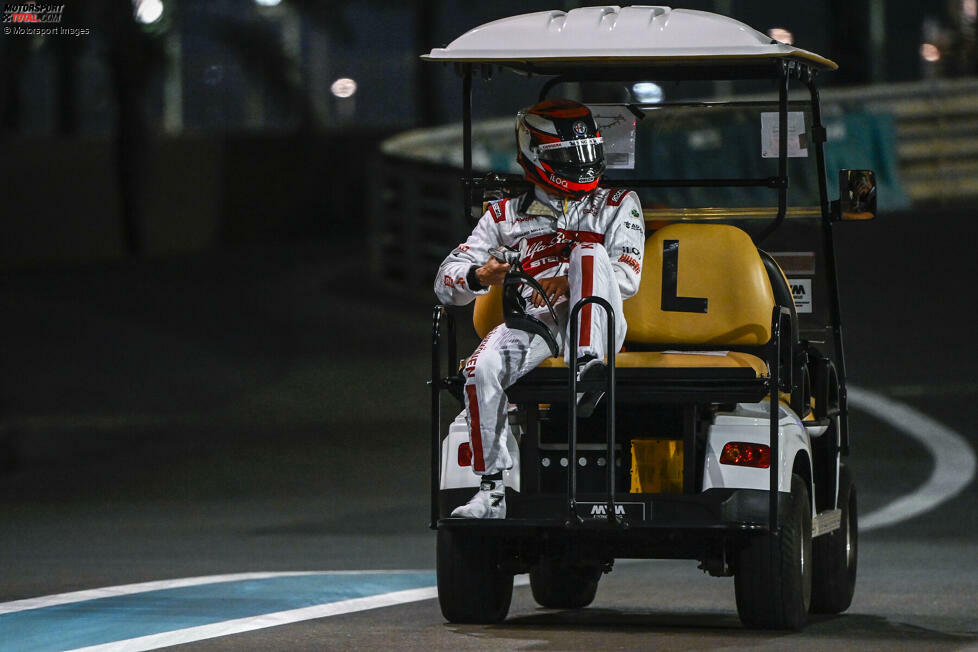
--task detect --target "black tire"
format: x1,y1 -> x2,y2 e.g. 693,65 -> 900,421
811,464 -> 858,613
735,474 -> 813,630
529,558 -> 601,609
437,528 -> 513,623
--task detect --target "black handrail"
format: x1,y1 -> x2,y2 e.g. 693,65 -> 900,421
461,65 -> 473,219
567,296 -> 618,526
466,172 -> 786,191
516,58 -> 818,83
768,305 -> 793,533
808,75 -> 850,457
430,305 -> 456,529
755,62 -> 791,244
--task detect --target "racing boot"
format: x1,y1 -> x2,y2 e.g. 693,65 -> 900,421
576,354 -> 607,419
451,477 -> 506,519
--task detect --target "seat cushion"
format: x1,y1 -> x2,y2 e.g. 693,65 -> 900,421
536,351 -> 768,378
623,223 -> 776,346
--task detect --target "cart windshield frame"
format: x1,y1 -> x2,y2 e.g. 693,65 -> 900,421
457,58 -> 832,243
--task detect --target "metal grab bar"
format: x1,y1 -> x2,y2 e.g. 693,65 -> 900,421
768,305 -> 793,534
430,305 -> 457,529
567,296 -> 618,526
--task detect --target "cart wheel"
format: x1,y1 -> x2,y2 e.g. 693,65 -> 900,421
735,473 -> 812,630
437,528 -> 513,623
811,464 -> 858,613
529,558 -> 601,609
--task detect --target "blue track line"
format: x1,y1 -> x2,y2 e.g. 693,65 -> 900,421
0,572 -> 435,652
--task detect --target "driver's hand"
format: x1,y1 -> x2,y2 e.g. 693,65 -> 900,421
532,275 -> 569,307
476,258 -> 510,287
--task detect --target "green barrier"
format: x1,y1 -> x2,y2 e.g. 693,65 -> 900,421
824,112 -> 909,212
465,109 -> 908,213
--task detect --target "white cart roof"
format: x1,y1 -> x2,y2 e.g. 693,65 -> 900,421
424,6 -> 837,71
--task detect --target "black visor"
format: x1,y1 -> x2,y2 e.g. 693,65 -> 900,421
536,137 -> 604,167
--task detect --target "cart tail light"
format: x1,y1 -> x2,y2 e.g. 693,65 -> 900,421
458,442 -> 472,467
719,442 -> 770,468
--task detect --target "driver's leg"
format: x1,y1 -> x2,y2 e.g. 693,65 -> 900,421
565,242 -> 627,364
453,321 -> 561,518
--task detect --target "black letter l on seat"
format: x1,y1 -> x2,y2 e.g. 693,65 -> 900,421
661,240 -> 708,313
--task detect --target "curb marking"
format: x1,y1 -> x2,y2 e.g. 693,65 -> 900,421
849,385 -> 976,531
0,572 -> 531,652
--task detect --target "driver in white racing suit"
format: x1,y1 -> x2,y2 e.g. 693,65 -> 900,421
434,99 -> 645,518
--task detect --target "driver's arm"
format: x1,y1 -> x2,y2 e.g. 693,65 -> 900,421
434,211 -> 502,306
605,191 -> 646,299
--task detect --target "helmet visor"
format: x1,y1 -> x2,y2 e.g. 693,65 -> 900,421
536,137 -> 604,167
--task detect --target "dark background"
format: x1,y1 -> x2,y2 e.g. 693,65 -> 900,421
1,0 -> 975,265
1,4 -> 977,648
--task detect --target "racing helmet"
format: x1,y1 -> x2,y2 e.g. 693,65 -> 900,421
516,99 -> 605,197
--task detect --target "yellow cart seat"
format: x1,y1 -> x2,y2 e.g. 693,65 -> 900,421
534,351 -> 767,378
471,223 -> 777,380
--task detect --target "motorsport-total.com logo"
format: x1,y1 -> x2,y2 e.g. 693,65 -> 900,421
2,2 -> 64,23
3,2 -> 90,36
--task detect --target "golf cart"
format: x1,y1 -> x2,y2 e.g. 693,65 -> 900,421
427,6 -> 873,630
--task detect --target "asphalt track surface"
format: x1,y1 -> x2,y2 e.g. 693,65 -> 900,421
1,209 -> 976,650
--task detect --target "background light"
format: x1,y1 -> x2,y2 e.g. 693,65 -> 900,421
768,27 -> 794,45
631,82 -> 664,104
133,0 -> 164,24
920,43 -> 941,62
331,78 -> 358,99
254,0 -> 282,6
964,0 -> 977,22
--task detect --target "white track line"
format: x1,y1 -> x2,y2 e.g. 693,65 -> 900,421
65,586 -> 440,652
848,385 -> 976,531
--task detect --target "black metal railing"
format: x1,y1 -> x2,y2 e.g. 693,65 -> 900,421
567,296 -> 618,526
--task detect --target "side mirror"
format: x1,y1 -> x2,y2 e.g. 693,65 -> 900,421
834,169 -> 877,221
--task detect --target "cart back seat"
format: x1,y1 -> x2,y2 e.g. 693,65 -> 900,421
473,223 -> 794,387
623,223 -> 775,347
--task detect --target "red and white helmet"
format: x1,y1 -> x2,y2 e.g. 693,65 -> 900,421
516,99 -> 605,197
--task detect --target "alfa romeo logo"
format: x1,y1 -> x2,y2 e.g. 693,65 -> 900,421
572,120 -> 588,136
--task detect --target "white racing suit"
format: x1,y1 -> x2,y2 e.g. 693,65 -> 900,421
434,186 -> 645,476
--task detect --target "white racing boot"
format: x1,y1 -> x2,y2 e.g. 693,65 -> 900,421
576,355 -> 607,419
451,478 -> 506,519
